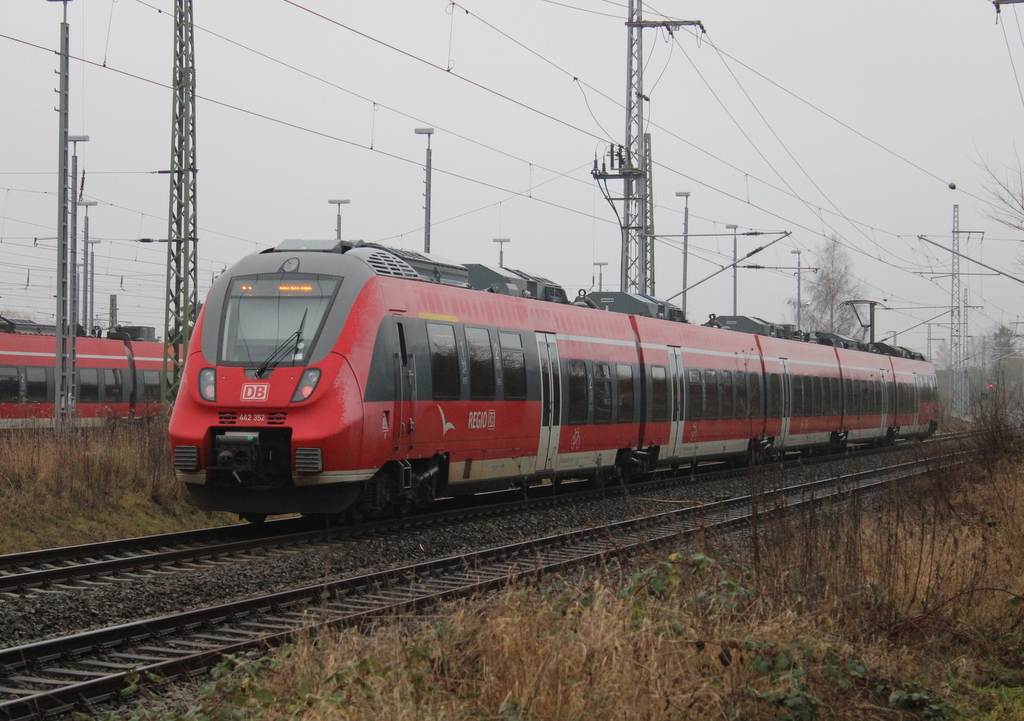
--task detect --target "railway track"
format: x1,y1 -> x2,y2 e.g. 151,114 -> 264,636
0,436 -> 964,598
0,449 -> 968,721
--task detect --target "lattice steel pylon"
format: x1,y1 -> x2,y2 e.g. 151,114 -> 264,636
163,0 -> 198,406
592,2 -> 702,296
949,204 -> 965,418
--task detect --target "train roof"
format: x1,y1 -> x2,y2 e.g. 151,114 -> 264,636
262,240 -> 926,362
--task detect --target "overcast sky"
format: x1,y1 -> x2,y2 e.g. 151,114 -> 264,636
2,0 -> 1023,357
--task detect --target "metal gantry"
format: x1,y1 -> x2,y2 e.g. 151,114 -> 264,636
592,1 -> 702,296
163,0 -> 199,406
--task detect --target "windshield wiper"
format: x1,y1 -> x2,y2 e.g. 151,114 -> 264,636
253,308 -> 308,379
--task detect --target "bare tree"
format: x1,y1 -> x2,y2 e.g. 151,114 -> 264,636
979,155 -> 1024,232
788,236 -> 865,336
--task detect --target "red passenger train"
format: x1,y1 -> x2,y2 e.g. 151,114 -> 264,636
169,241 -> 939,520
0,320 -> 167,427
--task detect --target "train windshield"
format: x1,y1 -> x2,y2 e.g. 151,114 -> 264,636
219,274 -> 341,367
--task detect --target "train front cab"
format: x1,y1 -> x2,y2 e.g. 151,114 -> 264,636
171,250 -> 385,516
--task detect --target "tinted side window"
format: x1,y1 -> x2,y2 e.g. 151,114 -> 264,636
0,367 -> 18,402
686,369 -> 703,420
567,360 -> 588,424
143,370 -> 162,403
705,370 -> 719,420
617,364 -> 634,423
769,373 -> 782,418
721,370 -> 734,419
466,327 -> 495,401
427,323 -> 460,400
735,370 -> 748,417
105,369 -> 123,403
26,367 -> 49,403
594,363 -> 612,424
79,368 -> 100,403
651,365 -> 668,422
499,332 -> 527,400
748,371 -> 762,418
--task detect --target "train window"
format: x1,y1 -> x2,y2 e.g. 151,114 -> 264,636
466,327 -> 495,401
768,373 -> 782,418
0,367 -> 17,403
594,363 -> 612,424
686,369 -> 703,420
427,323 -> 461,400
735,371 -> 748,417
830,378 -> 840,415
705,370 -> 719,420
651,366 -> 669,422
499,332 -> 527,400
567,360 -> 588,424
843,378 -> 853,415
617,364 -> 635,423
792,376 -> 804,417
79,368 -> 100,403
143,370 -> 162,403
719,371 -> 733,419
219,273 -> 340,367
748,372 -> 762,418
397,322 -> 408,368
26,367 -> 49,403
104,369 -> 123,403
813,377 -> 823,416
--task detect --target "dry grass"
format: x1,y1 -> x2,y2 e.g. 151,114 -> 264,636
123,439 -> 1024,721
0,421 -> 227,553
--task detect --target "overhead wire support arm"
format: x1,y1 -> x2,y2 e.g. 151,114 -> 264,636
664,231 -> 791,302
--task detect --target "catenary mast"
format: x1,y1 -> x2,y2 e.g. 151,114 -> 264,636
592,2 -> 702,296
163,0 -> 198,405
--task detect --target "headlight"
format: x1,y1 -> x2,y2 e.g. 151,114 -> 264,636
198,368 -> 217,401
291,368 -> 322,402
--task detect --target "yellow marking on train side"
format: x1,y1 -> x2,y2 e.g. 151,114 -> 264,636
418,312 -> 459,322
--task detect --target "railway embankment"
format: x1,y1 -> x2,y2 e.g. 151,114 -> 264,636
0,421 -> 229,554
107,430 -> 1024,720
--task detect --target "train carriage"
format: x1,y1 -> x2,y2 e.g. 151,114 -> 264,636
169,240 -> 938,519
0,330 -> 166,427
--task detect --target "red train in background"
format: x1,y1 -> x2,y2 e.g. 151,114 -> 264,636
168,240 -> 939,521
0,318 -> 166,427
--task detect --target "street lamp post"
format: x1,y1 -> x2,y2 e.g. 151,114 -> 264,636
78,200 -> 97,332
790,249 -> 802,333
328,198 -> 349,241
493,238 -> 510,268
675,191 -> 690,319
415,127 -> 434,253
727,224 -> 738,315
593,261 -> 608,292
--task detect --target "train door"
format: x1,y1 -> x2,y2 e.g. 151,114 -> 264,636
536,333 -> 561,473
777,359 -> 793,447
667,347 -> 685,459
393,321 -> 417,451
912,372 -> 921,430
879,369 -> 890,436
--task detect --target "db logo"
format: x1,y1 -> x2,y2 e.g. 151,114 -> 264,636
240,383 -> 270,402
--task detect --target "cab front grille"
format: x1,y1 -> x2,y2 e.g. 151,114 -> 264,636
218,412 -> 237,425
173,446 -> 200,471
295,447 -> 323,474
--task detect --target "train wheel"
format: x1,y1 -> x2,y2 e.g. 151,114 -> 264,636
346,507 -> 365,525
240,513 -> 266,524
